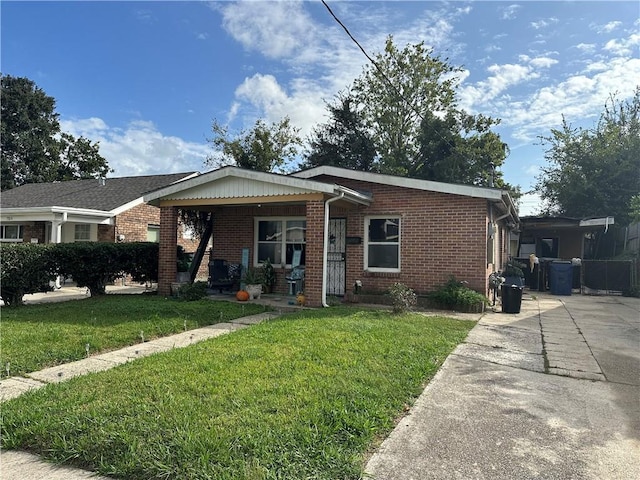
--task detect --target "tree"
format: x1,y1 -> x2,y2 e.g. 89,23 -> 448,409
348,36 -> 508,186
303,92 -> 378,172
536,89 -> 640,225
1,75 -> 110,190
415,110 -> 508,186
207,117 -> 302,173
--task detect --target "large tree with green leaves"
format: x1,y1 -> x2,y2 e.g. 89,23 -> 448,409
304,92 -> 378,172
310,36 -> 509,188
1,75 -> 110,190
207,117 -> 302,173
536,88 -> 640,225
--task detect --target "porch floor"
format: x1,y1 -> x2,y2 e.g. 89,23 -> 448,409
205,291 -> 310,313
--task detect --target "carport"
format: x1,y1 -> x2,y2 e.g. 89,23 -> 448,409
143,167 -> 370,307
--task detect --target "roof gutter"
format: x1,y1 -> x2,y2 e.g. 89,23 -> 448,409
322,192 -> 345,307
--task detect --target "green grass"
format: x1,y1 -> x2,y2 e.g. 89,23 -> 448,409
0,295 -> 268,378
1,307 -> 474,480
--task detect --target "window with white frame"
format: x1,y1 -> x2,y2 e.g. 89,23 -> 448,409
74,224 -> 91,241
365,216 -> 400,271
0,225 -> 24,242
255,217 -> 306,266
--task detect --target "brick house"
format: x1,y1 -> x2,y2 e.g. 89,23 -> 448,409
0,172 -> 206,278
144,166 -> 519,307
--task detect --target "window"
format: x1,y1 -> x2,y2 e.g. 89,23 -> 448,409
147,225 -> 160,242
539,237 -> 559,258
365,217 -> 400,271
0,225 -> 23,242
74,224 -> 91,241
255,218 -> 306,266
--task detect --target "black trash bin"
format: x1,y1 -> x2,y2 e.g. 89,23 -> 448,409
549,261 -> 572,295
502,284 -> 523,313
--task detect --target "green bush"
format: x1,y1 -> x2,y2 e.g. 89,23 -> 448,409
0,243 -> 56,306
176,281 -> 208,301
428,276 -> 488,310
388,282 -> 417,313
51,242 -> 159,297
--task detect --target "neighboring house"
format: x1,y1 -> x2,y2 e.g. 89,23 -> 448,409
516,216 -> 615,260
144,166 -> 519,307
0,172 -> 205,278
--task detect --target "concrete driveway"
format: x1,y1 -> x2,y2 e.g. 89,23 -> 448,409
366,293 -> 640,480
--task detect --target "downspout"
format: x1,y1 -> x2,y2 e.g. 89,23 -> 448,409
322,192 -> 344,307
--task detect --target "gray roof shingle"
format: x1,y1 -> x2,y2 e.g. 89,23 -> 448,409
0,173 -> 197,211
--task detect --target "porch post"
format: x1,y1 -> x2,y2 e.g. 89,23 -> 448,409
158,206 -> 178,296
304,199 -> 325,307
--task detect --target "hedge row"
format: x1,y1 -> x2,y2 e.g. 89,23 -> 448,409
0,242 -> 159,306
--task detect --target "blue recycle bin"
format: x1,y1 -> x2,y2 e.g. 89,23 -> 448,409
549,261 -> 572,295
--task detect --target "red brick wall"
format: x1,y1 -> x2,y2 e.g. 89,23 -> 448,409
318,176 -> 490,295
22,222 -> 46,243
115,203 -> 160,242
204,178 -> 494,301
158,206 -> 178,296
98,224 -> 115,242
304,200 -> 325,307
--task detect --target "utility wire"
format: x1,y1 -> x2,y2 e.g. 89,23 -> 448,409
321,0 -> 424,123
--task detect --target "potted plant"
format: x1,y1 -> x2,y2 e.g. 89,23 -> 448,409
260,257 -> 276,293
243,267 -> 263,300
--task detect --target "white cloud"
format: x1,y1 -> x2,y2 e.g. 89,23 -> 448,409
60,118 -> 209,177
234,74 -> 326,137
604,33 -> 640,56
530,17 -> 559,30
508,56 -> 640,142
575,43 -> 596,53
593,20 -> 623,34
501,4 -> 521,21
218,0 -> 317,59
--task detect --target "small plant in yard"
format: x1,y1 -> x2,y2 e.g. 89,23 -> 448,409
176,281 -> 208,301
389,282 -> 417,313
428,276 -> 488,311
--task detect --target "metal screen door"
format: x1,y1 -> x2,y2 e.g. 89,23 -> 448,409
327,218 -> 346,296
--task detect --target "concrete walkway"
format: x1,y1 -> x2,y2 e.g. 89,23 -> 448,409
366,292 -> 640,479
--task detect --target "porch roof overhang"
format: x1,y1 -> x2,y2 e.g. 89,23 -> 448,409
521,216 -> 615,231
0,206 -> 115,225
143,166 -> 372,208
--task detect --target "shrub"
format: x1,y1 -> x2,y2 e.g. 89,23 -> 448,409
428,276 -> 488,311
388,282 -> 417,313
176,281 -> 208,301
51,242 -> 159,297
0,243 -> 56,306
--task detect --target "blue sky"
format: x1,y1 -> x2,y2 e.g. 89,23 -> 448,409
2,1 -> 639,215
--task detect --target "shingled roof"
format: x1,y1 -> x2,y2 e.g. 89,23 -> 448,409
1,173 -> 197,212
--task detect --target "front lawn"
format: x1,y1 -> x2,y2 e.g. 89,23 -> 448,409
1,307 -> 474,480
0,295 -> 268,378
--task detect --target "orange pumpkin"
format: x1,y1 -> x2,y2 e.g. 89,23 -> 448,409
236,290 -> 249,302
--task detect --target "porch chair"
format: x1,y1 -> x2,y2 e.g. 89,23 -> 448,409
285,250 -> 305,295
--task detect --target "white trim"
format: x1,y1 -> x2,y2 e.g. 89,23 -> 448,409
145,166 -> 336,204
293,165 -> 503,200
364,215 -> 401,273
1,206 -> 114,225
